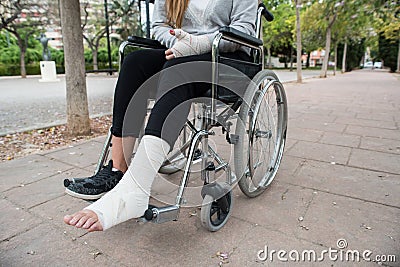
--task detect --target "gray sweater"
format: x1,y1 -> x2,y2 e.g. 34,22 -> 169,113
151,0 -> 258,53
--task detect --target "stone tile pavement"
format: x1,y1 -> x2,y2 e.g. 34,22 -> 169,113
0,69 -> 399,266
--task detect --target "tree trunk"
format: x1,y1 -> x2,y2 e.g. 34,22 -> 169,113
295,0 -> 302,83
342,41 -> 347,73
17,36 -> 27,78
306,51 -> 310,68
289,46 -> 294,72
92,50 -> 98,71
320,25 -> 332,78
20,49 -> 26,78
397,38 -> 400,73
333,43 -> 337,76
267,46 -> 272,69
60,0 -> 91,136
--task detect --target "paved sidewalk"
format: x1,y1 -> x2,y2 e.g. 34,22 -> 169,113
0,70 -> 399,266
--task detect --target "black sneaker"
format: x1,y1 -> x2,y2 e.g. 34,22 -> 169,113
65,160 -> 123,200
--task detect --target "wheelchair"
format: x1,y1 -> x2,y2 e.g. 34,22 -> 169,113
95,3 -> 288,232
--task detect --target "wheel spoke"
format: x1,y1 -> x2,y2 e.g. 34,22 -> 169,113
235,70 -> 287,197
249,79 -> 280,188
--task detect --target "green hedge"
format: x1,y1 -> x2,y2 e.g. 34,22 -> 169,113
379,33 -> 398,72
0,63 -> 120,76
0,46 -> 119,76
337,39 -> 365,72
0,63 -> 65,76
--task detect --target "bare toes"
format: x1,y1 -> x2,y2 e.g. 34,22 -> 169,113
82,217 -> 97,229
69,212 -> 86,225
75,215 -> 90,228
63,215 -> 73,224
88,221 -> 103,232
64,209 -> 103,231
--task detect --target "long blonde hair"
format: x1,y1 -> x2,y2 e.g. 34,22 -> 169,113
165,0 -> 190,28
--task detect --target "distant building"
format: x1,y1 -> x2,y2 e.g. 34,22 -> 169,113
302,50 -> 326,67
45,27 -> 63,50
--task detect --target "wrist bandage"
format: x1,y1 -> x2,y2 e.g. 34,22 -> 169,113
85,135 -> 170,230
171,29 -> 211,58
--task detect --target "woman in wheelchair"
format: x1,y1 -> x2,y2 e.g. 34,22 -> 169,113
64,0 -> 258,231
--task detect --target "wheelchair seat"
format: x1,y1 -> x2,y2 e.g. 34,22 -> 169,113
126,33 -> 262,105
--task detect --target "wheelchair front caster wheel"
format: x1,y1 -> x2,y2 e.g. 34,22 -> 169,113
200,191 -> 234,232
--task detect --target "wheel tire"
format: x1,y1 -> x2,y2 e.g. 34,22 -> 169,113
200,191 -> 233,232
158,150 -> 187,174
234,70 -> 288,198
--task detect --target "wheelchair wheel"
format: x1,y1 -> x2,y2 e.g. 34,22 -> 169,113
234,70 -> 288,198
200,191 -> 233,232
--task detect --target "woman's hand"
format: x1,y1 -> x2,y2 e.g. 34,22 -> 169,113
165,29 -> 211,60
165,47 -> 175,60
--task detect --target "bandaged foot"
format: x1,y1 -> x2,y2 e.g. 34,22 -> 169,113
64,135 -> 170,231
170,29 -> 211,58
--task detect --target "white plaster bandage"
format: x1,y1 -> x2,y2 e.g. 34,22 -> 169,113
85,135 -> 170,230
171,29 -> 212,58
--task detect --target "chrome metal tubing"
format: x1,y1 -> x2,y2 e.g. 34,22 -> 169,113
150,205 -> 180,224
207,144 -> 235,185
211,33 -> 223,123
220,34 -> 264,68
258,81 -> 285,188
261,44 -> 265,69
118,41 -> 131,69
200,132 -> 210,183
118,40 -> 160,69
248,80 -> 275,178
175,130 -> 208,207
220,35 -> 262,52
215,162 -> 228,172
95,127 -> 113,174
207,145 -> 226,170
256,8 -> 264,42
163,139 -> 191,164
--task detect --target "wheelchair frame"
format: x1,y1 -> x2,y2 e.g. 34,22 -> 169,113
95,4 -> 288,231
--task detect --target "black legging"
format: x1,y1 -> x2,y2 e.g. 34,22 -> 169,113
112,49 -> 249,147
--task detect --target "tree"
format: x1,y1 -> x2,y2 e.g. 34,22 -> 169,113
331,1 -> 373,73
81,1 -> 108,71
263,2 -> 295,68
337,39 -> 365,71
0,0 -> 49,77
301,2 -> 325,68
59,0 -> 91,136
375,1 -> 400,72
300,0 -> 345,77
379,33 -> 398,72
81,0 -> 141,71
294,0 -> 302,82
112,0 -> 142,40
319,0 -> 345,78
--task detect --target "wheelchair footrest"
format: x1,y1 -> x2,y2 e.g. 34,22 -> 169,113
143,205 -> 180,224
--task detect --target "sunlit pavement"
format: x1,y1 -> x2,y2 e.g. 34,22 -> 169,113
0,69 -> 399,266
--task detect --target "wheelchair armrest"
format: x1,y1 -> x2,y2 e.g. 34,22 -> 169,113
127,36 -> 167,49
219,26 -> 263,47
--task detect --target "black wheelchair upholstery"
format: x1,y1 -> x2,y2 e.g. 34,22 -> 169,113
127,28 -> 262,105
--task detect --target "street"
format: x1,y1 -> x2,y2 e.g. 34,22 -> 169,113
0,69 -> 332,135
